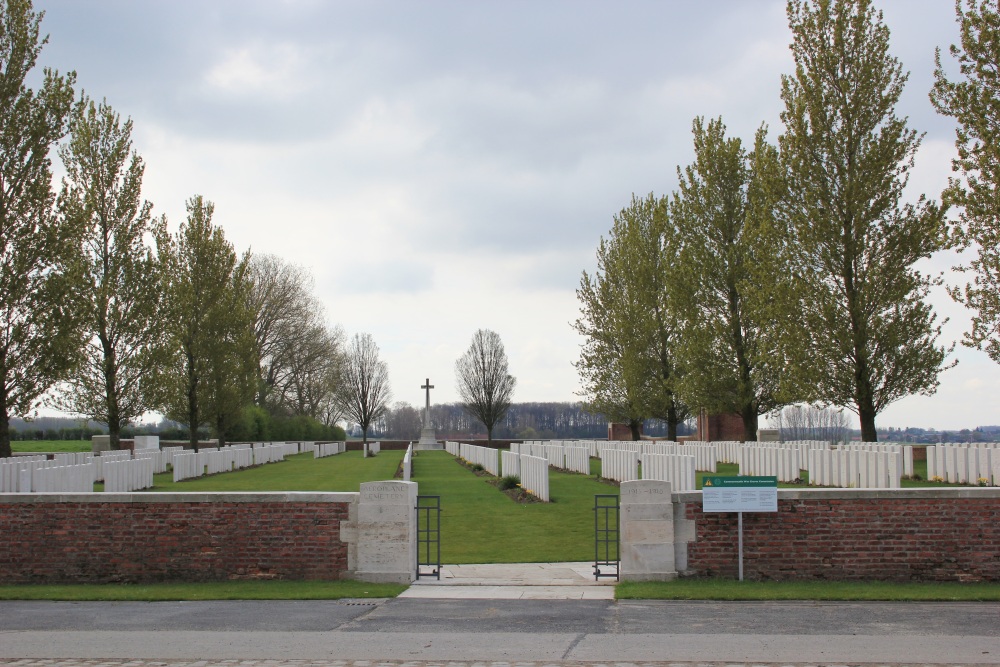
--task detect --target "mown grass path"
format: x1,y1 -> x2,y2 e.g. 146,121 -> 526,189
412,450 -> 617,563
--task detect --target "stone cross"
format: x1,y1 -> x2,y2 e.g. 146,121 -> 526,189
421,378 -> 434,428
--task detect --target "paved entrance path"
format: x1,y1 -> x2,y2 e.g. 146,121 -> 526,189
403,562 -> 616,599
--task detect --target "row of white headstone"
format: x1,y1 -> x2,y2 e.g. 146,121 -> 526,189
740,446 -> 805,483
402,444 -> 413,481
807,448 -> 904,488
2,440 -> 362,493
440,447 -> 551,501
517,454 -> 550,501
103,457 -> 156,492
714,440 -> 836,465
598,448 -> 698,491
0,448 -> 185,492
21,457 -> 157,493
520,439 -> 596,455
313,442 -> 346,458
456,442 -> 501,475
508,441 -> 592,473
31,462 -> 97,492
641,452 -> 697,491
171,443 -> 299,482
926,443 -> 1000,485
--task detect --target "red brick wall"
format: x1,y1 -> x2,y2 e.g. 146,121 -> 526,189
681,492 -> 1000,582
697,412 -> 745,442
609,423 -> 640,440
0,497 -> 352,584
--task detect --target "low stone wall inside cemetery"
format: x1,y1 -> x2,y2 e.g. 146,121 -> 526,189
0,492 -> 355,584
675,488 -> 1000,582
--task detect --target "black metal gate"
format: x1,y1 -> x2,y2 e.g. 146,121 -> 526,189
593,494 -> 620,581
415,495 -> 441,580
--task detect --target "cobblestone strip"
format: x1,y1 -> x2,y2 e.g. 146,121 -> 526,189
0,660 -> 973,667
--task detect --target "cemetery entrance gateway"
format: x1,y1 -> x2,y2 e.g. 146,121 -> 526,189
415,495 -> 441,580
593,494 -> 619,581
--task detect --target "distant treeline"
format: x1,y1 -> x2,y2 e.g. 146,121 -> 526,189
9,414 -> 345,443
372,401 -> 696,440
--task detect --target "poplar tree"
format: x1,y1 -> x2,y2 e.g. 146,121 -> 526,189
56,98 -> 169,450
574,194 -> 687,440
0,0 -> 78,458
931,0 -> 1000,364
778,0 -> 952,442
160,196 -> 255,450
670,118 -> 787,442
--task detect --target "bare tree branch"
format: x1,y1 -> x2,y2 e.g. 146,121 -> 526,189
455,329 -> 516,443
340,332 -> 391,449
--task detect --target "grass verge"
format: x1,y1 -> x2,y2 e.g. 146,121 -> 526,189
0,579 -> 406,601
616,578 -> 1000,601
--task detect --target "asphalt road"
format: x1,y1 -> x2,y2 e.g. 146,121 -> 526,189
1,599 -> 999,664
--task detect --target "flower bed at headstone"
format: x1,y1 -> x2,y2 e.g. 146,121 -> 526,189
455,455 -> 540,503
488,476 -> 541,504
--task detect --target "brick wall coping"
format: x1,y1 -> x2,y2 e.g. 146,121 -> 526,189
675,487 -> 1000,502
0,491 -> 358,504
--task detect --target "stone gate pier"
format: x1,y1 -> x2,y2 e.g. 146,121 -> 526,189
340,480 -> 418,584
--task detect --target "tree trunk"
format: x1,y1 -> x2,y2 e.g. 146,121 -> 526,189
186,348 -> 199,453
107,382 -> 121,451
859,403 -> 878,443
666,400 -> 679,442
103,334 -> 121,450
846,227 -> 877,444
108,420 -> 120,451
854,350 -> 878,442
216,414 -> 227,449
741,407 -> 758,443
629,419 -> 642,441
0,383 -> 10,459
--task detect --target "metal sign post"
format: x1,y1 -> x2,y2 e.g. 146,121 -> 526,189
738,511 -> 743,581
702,476 -> 778,582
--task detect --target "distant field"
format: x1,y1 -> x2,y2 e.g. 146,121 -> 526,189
12,440 -> 92,453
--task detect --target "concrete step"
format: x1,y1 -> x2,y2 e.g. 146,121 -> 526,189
402,562 -> 618,599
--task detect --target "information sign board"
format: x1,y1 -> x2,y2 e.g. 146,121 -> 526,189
702,476 -> 777,513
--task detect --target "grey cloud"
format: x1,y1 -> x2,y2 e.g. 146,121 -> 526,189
330,257 -> 434,296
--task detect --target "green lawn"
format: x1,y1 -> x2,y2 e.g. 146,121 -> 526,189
12,440 -> 92,453
148,449 -> 403,492
413,450 -> 617,563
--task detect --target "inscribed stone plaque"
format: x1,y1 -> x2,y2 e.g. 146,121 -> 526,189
620,479 -> 673,504
354,481 -> 417,584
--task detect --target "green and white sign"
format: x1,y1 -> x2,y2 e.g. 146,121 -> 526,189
702,476 -> 777,513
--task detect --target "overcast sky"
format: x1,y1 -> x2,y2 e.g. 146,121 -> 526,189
32,0 -> 999,431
